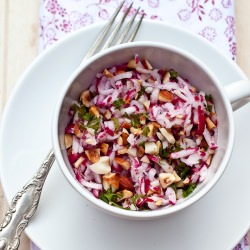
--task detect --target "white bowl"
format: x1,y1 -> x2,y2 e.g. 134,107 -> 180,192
52,41 -> 235,219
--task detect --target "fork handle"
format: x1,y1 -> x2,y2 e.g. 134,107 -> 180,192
0,150 -> 55,250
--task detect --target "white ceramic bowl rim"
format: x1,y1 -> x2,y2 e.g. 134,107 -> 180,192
52,41 -> 234,219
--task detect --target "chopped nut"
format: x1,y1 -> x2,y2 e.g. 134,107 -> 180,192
100,143 -> 109,155
117,147 -> 128,155
205,117 -> 216,130
86,127 -> 95,135
119,176 -> 133,190
159,173 -> 176,188
147,189 -> 155,196
89,156 -> 111,174
121,122 -> 131,129
85,148 -> 100,163
141,155 -> 150,163
89,106 -> 100,118
80,90 -> 91,107
206,154 -> 213,166
159,127 -> 175,144
117,136 -> 123,146
103,110 -> 112,120
155,199 -> 163,206
121,132 -> 129,145
114,157 -> 131,170
151,121 -> 161,129
163,71 -> 171,83
103,68 -> 114,78
102,173 -> 119,192
183,177 -> 190,185
127,147 -> 137,157
147,123 -> 154,138
143,59 -> 153,70
74,124 -> 83,138
74,156 -> 84,168
173,171 -> 181,182
144,141 -> 159,155
127,59 -> 137,69
64,134 -> 73,149
158,90 -> 174,102
156,141 -> 162,152
117,190 -> 133,201
137,146 -> 145,158
140,115 -> 146,125
130,127 -> 142,135
142,100 -> 150,111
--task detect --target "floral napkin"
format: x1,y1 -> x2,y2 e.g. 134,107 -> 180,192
37,1 -> 248,250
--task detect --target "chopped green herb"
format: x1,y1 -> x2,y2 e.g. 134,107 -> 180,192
80,114 -> 101,133
142,126 -> 150,136
182,183 -> 197,198
130,114 -> 141,128
99,189 -> 123,209
205,94 -> 213,102
137,86 -> 146,100
169,69 -> 178,81
206,104 -> 213,112
175,162 -> 191,180
159,144 -> 183,159
113,98 -> 125,110
70,103 -> 87,119
112,117 -> 120,131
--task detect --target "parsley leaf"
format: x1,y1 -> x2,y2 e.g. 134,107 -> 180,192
205,94 -> 213,102
169,69 -> 178,82
175,162 -> 191,180
137,86 -> 146,100
99,189 -> 123,209
142,126 -> 150,137
182,183 -> 197,198
113,98 -> 125,110
112,117 -> 120,131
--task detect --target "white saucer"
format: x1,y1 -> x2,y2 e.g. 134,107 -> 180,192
0,20 -> 249,250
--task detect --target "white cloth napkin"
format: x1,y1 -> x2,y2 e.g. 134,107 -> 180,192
36,1 -> 248,250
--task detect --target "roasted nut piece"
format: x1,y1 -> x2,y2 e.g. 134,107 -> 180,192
159,127 -> 175,144
103,68 -> 114,78
114,157 -> 131,170
74,124 -> 83,138
158,90 -> 174,102
205,117 -> 216,130
89,156 -> 111,174
74,156 -> 84,169
80,90 -> 91,107
159,173 -> 176,188
146,123 -> 154,138
89,106 -> 100,118
137,146 -> 145,158
102,173 -> 120,192
141,155 -> 150,163
117,147 -> 128,155
85,148 -> 100,163
155,199 -> 163,206
163,71 -> 171,83
119,176 -> 133,190
117,190 -> 133,201
100,143 -> 109,155
130,127 -> 142,135
143,59 -> 153,70
142,100 -> 150,111
121,132 -> 129,145
64,134 -> 73,149
103,110 -> 112,120
127,147 -> 137,157
144,141 -> 159,155
127,59 -> 137,69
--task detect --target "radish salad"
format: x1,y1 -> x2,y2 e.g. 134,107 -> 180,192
64,54 -> 218,211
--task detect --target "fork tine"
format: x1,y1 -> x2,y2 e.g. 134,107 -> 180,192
83,0 -> 125,60
126,13 -> 145,43
115,7 -> 140,45
102,2 -> 133,50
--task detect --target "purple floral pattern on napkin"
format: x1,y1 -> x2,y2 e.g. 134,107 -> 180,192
40,0 -> 236,60
37,1 -> 248,250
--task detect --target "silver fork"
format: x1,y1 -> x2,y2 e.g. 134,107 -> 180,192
0,2 -> 144,250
